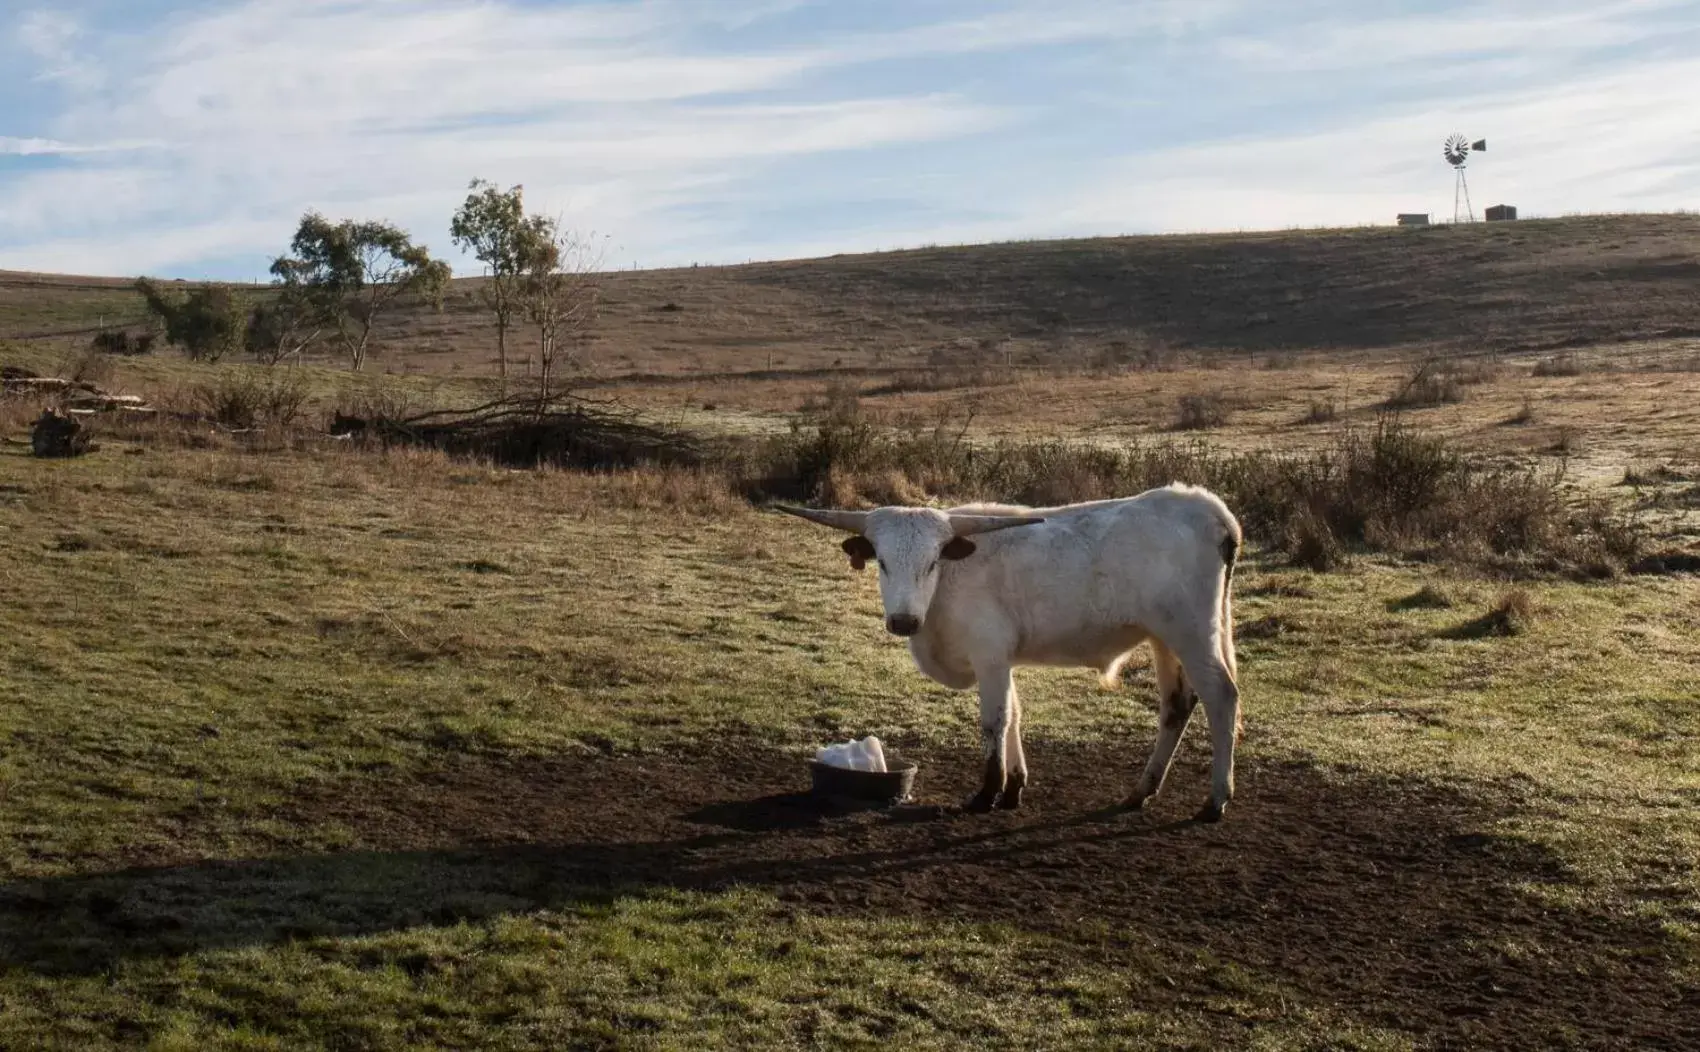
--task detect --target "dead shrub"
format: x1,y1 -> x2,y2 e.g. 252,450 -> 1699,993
1301,398 -> 1339,425
1173,392 -> 1233,431
1283,508 -> 1345,572
187,369 -> 311,430
1532,354 -> 1584,378
1446,588 -> 1537,639
1621,463 -> 1689,487
798,380 -> 864,416
59,347 -> 115,389
1385,359 -> 1464,409
1504,397 -> 1536,426
335,379 -> 427,428
1448,359 -> 1503,386
1088,339 -> 1173,374
0,391 -> 53,436
90,330 -> 156,356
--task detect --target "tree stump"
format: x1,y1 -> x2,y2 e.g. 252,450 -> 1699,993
30,409 -> 94,458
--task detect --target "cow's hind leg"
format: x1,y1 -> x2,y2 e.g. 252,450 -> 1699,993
1124,639 -> 1194,811
1174,636 -> 1240,824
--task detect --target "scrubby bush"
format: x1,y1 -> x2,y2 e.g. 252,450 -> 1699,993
1301,398 -> 1339,425
1173,392 -> 1232,431
1386,359 -> 1464,408
737,402 -> 1643,576
189,370 -> 311,430
90,330 -> 156,356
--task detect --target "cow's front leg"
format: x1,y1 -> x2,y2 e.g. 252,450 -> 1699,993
998,683 -> 1027,810
964,666 -> 1015,813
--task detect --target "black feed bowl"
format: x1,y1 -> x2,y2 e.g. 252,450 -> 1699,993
809,758 -> 918,805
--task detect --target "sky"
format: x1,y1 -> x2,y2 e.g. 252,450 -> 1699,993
2,0 -> 1698,279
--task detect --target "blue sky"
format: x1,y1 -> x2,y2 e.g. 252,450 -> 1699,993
3,0 -> 1698,278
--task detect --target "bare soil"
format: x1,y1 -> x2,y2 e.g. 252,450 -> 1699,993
5,740 -> 1694,1050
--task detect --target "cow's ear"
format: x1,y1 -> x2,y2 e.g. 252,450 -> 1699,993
941,537 -> 977,561
842,535 -> 875,571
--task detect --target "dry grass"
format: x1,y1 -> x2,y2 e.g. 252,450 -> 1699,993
5,216 -> 1700,1048
1,431 -> 1697,1049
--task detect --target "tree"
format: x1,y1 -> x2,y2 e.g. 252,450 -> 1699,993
135,278 -> 248,362
450,179 -> 550,381
519,221 -> 603,397
269,212 -> 451,371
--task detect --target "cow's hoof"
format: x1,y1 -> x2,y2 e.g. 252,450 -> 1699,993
961,790 -> 999,814
1194,800 -> 1226,824
996,785 -> 1023,810
1121,792 -> 1150,812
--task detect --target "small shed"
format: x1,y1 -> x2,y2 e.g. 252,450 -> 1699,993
1396,213 -> 1430,226
1485,204 -> 1517,221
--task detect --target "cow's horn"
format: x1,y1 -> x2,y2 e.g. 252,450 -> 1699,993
774,505 -> 871,533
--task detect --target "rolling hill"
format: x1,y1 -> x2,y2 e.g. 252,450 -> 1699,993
3,213 -> 1698,378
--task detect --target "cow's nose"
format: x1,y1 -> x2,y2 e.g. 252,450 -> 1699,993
886,614 -> 921,637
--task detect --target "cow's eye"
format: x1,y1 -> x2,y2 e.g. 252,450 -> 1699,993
877,559 -> 887,574
926,560 -> 938,575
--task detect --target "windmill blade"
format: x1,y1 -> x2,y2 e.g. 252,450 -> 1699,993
1471,139 -> 1487,151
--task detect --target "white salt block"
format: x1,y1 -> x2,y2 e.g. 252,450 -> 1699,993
816,742 -> 856,769
846,740 -> 871,771
860,735 -> 887,773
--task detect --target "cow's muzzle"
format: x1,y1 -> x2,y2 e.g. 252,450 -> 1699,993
886,614 -> 921,637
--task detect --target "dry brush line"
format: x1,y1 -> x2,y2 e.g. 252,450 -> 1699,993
331,389 -> 710,471
742,397 -> 1649,578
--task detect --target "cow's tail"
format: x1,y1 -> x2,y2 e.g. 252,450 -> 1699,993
1218,518 -> 1242,741
1219,529 -> 1239,684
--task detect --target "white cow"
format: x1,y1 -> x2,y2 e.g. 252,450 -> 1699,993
779,484 -> 1243,821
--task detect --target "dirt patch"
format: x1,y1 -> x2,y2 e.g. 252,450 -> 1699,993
3,741 -> 1695,1049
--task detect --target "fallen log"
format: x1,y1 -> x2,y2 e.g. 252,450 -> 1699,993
2,376 -> 99,396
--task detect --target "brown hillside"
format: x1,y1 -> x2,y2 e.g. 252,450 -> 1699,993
4,214 -> 1698,377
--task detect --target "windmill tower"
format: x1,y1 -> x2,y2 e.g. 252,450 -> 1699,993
1443,134 -> 1487,223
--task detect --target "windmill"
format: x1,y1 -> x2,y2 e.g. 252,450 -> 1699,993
1443,134 -> 1487,223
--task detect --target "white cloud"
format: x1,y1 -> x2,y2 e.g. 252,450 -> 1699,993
0,136 -> 88,156
16,10 -> 101,89
1,0 -> 1697,276
17,10 -> 79,61
0,136 -> 158,156
1215,0 -> 1692,72
13,0 -> 1179,275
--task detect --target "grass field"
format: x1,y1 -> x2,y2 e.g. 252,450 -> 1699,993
3,216 -> 1700,1049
